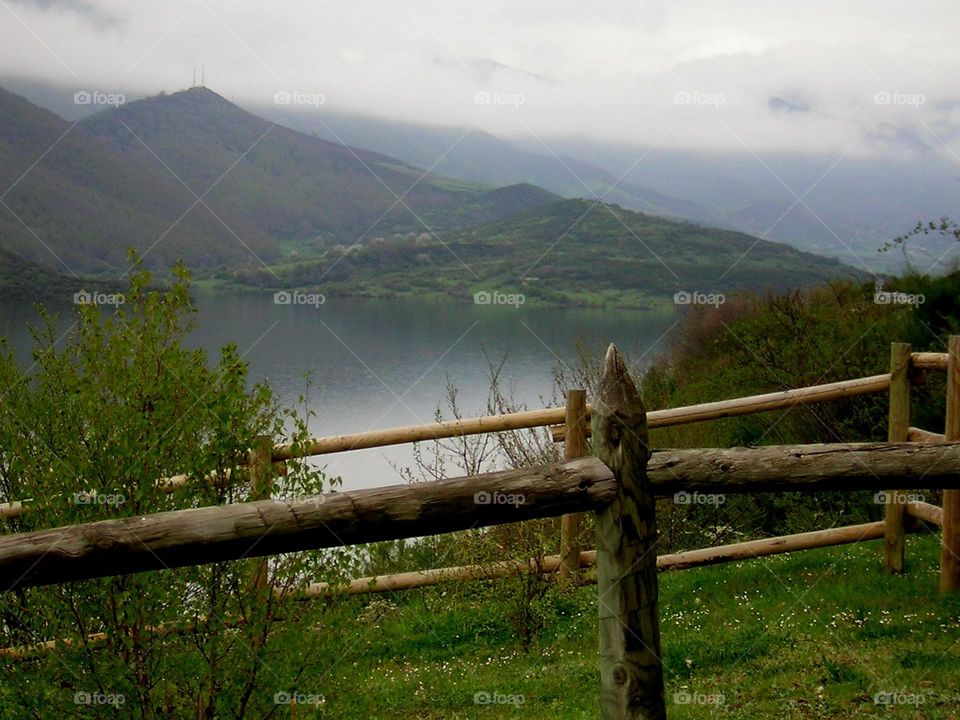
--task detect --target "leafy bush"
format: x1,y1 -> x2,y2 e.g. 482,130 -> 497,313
0,260 -> 338,718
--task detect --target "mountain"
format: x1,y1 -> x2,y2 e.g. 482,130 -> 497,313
517,140 -> 960,272
0,87 -> 560,277
256,105 -> 717,223
259,104 -> 960,274
0,86 -> 275,275
80,89 -> 559,250
229,199 -> 851,308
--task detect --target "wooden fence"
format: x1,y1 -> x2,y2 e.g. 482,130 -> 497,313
1,340 -> 959,718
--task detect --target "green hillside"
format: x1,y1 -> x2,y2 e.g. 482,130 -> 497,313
229,198 -> 851,308
0,248 -> 97,300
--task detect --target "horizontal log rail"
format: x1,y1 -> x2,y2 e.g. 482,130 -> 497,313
271,407 -> 569,461
646,442 -> 960,494
906,501 -> 944,527
274,355 -> 948,462
294,518 -> 919,597
907,427 -> 946,443
553,374 -> 893,442
911,351 -> 949,370
0,458 -> 615,591
275,374 -> 893,460
2,443 -> 959,592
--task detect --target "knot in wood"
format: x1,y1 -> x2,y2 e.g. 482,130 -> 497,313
613,662 -> 629,686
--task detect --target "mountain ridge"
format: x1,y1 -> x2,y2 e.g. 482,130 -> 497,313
0,87 -> 560,276
227,197 -> 851,308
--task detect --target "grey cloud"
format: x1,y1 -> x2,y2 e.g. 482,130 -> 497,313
432,56 -> 550,85
768,96 -> 810,114
8,0 -> 113,20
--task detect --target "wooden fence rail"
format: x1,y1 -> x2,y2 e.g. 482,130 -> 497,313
269,374 -> 894,461
295,518 -> 928,597
5,442 -> 960,592
0,457 -> 614,592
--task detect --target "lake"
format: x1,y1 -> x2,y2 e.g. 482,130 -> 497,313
0,294 -> 675,490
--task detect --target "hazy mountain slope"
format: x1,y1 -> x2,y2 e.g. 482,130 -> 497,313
0,87 -> 561,277
80,89 -> 558,247
543,141 -> 960,272
259,103 -> 960,273
0,87 -> 275,274
257,105 -> 718,223
232,199 -> 851,308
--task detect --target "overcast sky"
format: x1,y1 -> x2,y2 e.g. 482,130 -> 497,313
2,0 -> 959,156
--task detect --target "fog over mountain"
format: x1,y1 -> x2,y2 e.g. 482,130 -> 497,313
2,1 -> 960,273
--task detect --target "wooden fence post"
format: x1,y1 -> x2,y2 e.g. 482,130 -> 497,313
941,336 -> 960,592
884,342 -> 911,573
249,435 -> 274,591
593,345 -> 666,720
559,389 -> 589,584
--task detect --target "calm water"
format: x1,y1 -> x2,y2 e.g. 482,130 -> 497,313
0,295 -> 674,490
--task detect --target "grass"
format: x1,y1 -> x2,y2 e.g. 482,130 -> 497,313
298,532 -> 960,718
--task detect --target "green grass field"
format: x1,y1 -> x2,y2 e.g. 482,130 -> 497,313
300,532 -> 960,718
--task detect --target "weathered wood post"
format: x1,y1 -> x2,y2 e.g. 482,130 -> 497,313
249,435 -> 274,591
593,345 -> 666,720
884,342 -> 911,573
941,336 -> 960,592
559,389 -> 589,584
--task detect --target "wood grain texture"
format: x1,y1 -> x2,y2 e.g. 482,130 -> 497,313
593,345 -> 665,720
646,442 -> 960,494
560,388 -> 589,583
0,457 -> 616,591
884,342 -> 911,573
911,352 -> 948,370
907,427 -> 944,442
941,336 -> 960,592
906,501 -> 944,528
